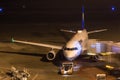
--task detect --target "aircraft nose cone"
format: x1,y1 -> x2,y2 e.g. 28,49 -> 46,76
66,56 -> 75,61
64,51 -> 78,61
66,56 -> 76,61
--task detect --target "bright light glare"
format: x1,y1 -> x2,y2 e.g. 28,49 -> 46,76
0,8 -> 3,12
111,6 -> 116,11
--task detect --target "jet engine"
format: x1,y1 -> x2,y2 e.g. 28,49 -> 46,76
46,50 -> 56,61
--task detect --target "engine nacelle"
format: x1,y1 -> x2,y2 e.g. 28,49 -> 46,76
46,50 -> 56,61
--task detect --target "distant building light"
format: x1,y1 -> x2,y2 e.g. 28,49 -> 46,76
0,7 -> 3,13
111,6 -> 116,11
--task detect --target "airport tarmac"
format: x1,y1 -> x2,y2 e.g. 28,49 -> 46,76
0,23 -> 119,80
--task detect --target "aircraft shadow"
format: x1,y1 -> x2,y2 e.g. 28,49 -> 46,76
0,50 -> 44,57
0,50 -> 62,66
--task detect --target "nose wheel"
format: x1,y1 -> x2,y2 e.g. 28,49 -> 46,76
90,55 -> 100,62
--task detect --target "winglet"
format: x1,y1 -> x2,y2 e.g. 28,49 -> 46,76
82,5 -> 85,29
11,37 -> 15,42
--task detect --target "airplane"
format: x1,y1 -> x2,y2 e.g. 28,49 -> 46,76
11,6 -> 108,62
11,29 -> 107,61
9,5 -> 120,76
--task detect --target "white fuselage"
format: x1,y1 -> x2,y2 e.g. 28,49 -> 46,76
63,40 -> 82,61
63,29 -> 88,61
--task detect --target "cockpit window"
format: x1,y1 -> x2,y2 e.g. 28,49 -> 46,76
64,47 -> 78,50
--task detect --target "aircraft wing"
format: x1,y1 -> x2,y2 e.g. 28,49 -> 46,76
11,38 -> 62,50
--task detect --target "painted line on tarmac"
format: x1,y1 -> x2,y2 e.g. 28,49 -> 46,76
32,73 -> 38,80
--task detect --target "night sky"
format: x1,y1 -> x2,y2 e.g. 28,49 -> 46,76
0,0 -> 120,23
